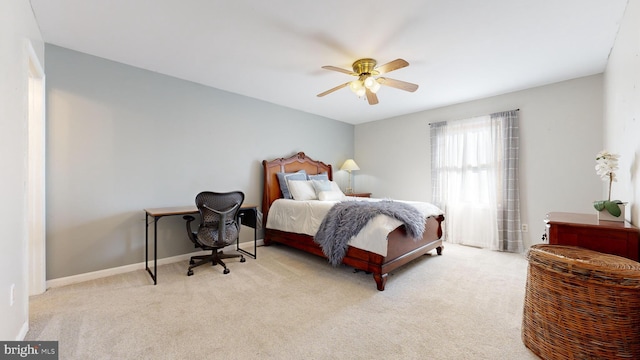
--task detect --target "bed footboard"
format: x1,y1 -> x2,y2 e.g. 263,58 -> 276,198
264,214 -> 444,291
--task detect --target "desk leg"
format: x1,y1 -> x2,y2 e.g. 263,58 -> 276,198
145,212 -> 148,269
236,232 -> 257,259
237,208 -> 257,259
253,220 -> 257,258
145,213 -> 158,285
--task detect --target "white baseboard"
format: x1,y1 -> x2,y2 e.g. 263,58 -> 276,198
45,240 -> 264,289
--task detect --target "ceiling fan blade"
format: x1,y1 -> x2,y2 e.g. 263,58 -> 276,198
377,77 -> 419,92
321,65 -> 357,76
375,59 -> 409,74
366,89 -> 379,105
317,82 -> 350,97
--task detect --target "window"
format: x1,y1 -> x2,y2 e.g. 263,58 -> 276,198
430,110 -> 522,252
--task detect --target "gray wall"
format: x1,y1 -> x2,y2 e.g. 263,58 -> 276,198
45,45 -> 354,280
604,0 -> 640,226
1,0 -> 44,341
355,75 -> 604,249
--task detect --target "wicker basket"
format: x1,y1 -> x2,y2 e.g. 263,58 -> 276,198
522,244 -> 640,359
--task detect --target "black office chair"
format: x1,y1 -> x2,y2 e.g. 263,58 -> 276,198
183,191 -> 246,276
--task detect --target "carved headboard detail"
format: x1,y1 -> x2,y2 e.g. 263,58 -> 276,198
261,152 -> 333,225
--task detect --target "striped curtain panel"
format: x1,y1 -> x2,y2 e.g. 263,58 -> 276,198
493,110 -> 523,252
430,109 -> 522,252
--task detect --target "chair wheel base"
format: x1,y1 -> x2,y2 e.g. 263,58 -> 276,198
223,268 -> 230,274
240,257 -> 246,263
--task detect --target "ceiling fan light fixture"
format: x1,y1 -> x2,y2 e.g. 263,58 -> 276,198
364,76 -> 375,88
371,81 -> 381,93
349,80 -> 363,93
364,76 -> 381,93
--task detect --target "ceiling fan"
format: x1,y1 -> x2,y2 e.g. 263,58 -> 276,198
317,58 -> 419,105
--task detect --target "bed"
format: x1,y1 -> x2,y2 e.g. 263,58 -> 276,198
262,152 -> 445,291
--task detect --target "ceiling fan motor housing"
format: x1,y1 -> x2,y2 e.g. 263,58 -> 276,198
352,58 -> 378,75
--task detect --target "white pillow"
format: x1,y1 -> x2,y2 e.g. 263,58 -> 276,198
316,181 -> 346,201
311,179 -> 332,193
330,181 -> 344,193
287,180 -> 318,201
318,190 -> 346,201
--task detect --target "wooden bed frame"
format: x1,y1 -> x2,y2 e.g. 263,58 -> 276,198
262,152 -> 445,291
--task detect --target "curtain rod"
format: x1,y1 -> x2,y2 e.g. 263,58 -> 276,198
428,108 -> 519,126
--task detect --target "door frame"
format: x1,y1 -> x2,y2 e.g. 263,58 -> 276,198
26,40 -> 46,295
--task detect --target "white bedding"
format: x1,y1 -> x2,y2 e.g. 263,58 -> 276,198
265,197 -> 443,256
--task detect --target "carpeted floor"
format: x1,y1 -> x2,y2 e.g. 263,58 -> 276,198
26,242 -> 539,359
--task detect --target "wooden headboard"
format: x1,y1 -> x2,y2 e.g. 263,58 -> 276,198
262,152 -> 333,225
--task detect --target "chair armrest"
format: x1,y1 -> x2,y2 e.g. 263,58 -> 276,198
183,215 -> 198,246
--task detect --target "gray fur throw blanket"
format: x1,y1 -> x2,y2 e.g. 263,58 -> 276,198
314,200 -> 425,266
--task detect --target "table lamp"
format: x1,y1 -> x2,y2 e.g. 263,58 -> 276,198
340,159 -> 360,194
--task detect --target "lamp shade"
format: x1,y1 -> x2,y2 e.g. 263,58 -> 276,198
340,159 -> 360,171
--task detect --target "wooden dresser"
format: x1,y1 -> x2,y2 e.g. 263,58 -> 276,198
543,212 -> 640,262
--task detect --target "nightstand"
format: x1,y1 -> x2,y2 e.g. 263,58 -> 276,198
348,192 -> 372,198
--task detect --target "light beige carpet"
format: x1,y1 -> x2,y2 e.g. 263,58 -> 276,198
26,242 -> 538,359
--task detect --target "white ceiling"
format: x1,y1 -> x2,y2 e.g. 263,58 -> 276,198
30,0 -> 628,125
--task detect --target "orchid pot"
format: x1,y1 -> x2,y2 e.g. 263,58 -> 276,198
594,200 -> 626,222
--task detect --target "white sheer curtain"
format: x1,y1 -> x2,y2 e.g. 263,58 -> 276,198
430,110 -> 522,252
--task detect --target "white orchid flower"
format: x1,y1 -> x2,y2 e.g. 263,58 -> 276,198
595,150 -> 620,202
